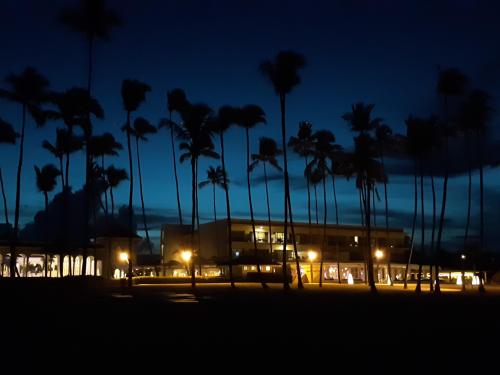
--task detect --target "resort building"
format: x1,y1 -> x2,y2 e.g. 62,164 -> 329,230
160,219 -> 420,283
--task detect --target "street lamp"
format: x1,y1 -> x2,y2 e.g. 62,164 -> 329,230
119,251 -> 132,288
180,250 -> 192,276
374,249 -> 384,283
307,250 -> 317,284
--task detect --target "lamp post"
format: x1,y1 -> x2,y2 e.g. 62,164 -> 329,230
374,249 -> 385,283
307,250 -> 317,284
461,254 -> 466,292
180,250 -> 192,278
119,251 -> 132,288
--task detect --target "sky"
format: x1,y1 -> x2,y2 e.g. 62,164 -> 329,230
1,0 -> 500,252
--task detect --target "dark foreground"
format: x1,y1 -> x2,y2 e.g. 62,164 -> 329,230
1,278 -> 499,371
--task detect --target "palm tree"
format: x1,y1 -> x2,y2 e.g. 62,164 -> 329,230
434,67 -> 468,293
158,89 -> 190,226
34,165 -> 61,210
260,50 -> 306,290
60,0 -> 121,93
375,123 -> 394,285
307,130 -> 340,287
121,79 -> 151,286
199,166 -> 226,222
342,103 -> 384,293
132,117 -> 157,254
210,106 -> 240,287
0,118 -> 19,226
105,165 -> 128,216
0,67 -> 52,278
457,89 -> 492,293
289,121 -> 314,232
250,137 -> 283,255
238,105 -> 267,287
176,102 -> 219,288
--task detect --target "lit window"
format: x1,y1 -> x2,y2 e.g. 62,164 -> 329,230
354,236 -> 359,244
265,266 -> 271,272
235,251 -> 240,257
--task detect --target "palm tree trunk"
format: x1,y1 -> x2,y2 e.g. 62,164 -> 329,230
43,191 -> 48,277
0,168 -> 10,225
380,150 -> 393,285
102,156 -> 108,216
404,162 -> 418,289
331,174 -> 341,284
59,156 -> 64,190
280,94 -> 290,290
477,134 -> 486,293
305,157 -> 312,236
110,187 -> 115,217
170,115 -> 183,225
463,161 -> 472,292
195,160 -> 201,276
359,187 -> 367,285
219,133 -> 234,287
320,176 -> 327,287
429,171 -> 436,291
263,163 -> 273,255
135,137 -> 151,255
365,180 -> 376,293
10,104 -> 26,278
314,184 -> 319,224
212,184 -> 217,222
190,157 -> 196,288
245,128 -> 265,287
416,159 -> 425,293
126,111 -> 134,288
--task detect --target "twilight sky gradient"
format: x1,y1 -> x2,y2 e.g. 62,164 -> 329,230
1,0 -> 500,252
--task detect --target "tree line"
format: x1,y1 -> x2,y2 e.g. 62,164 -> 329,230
0,1 -> 496,295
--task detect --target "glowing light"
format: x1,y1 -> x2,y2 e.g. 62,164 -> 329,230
461,254 -> 466,260
180,250 -> 192,263
347,272 -> 354,285
119,252 -> 129,262
307,250 -> 318,262
374,249 -> 384,260
456,274 -> 463,286
472,276 -> 480,286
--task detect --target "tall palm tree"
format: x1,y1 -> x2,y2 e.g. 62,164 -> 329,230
375,123 -> 394,285
105,165 -> 128,217
0,118 -> 19,226
307,130 -> 339,287
250,137 -> 283,255
457,89 -> 492,293
158,89 -> 190,226
132,117 -> 157,254
210,106 -> 240,287
260,50 -> 306,290
176,102 -> 219,288
34,165 -> 61,210
289,121 -> 314,231
60,0 -> 121,93
0,67 -> 52,278
238,105 -> 267,287
342,103 -> 384,293
434,67 -> 467,293
121,79 -> 151,286
199,166 -> 226,222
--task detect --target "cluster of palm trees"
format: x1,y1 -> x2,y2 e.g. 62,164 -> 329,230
0,1 -> 495,296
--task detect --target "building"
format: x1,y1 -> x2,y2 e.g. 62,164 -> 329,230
161,218 -> 417,283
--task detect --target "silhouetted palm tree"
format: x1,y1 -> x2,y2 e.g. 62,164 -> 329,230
307,130 -> 340,287
0,67 -> 52,278
105,165 -> 128,216
0,118 -> 19,225
121,79 -> 151,286
158,89 -> 190,226
343,103 -> 384,293
176,102 -> 219,288
132,117 -> 157,254
199,166 -> 226,222
375,123 -> 394,284
250,137 -> 283,255
434,67 -> 467,293
238,104 -> 267,287
457,89 -> 492,293
60,0 -> 121,93
260,50 -> 306,290
289,121 -> 314,231
34,165 -> 61,210
210,106 -> 240,287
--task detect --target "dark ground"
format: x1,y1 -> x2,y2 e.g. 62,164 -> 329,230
1,278 -> 499,372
